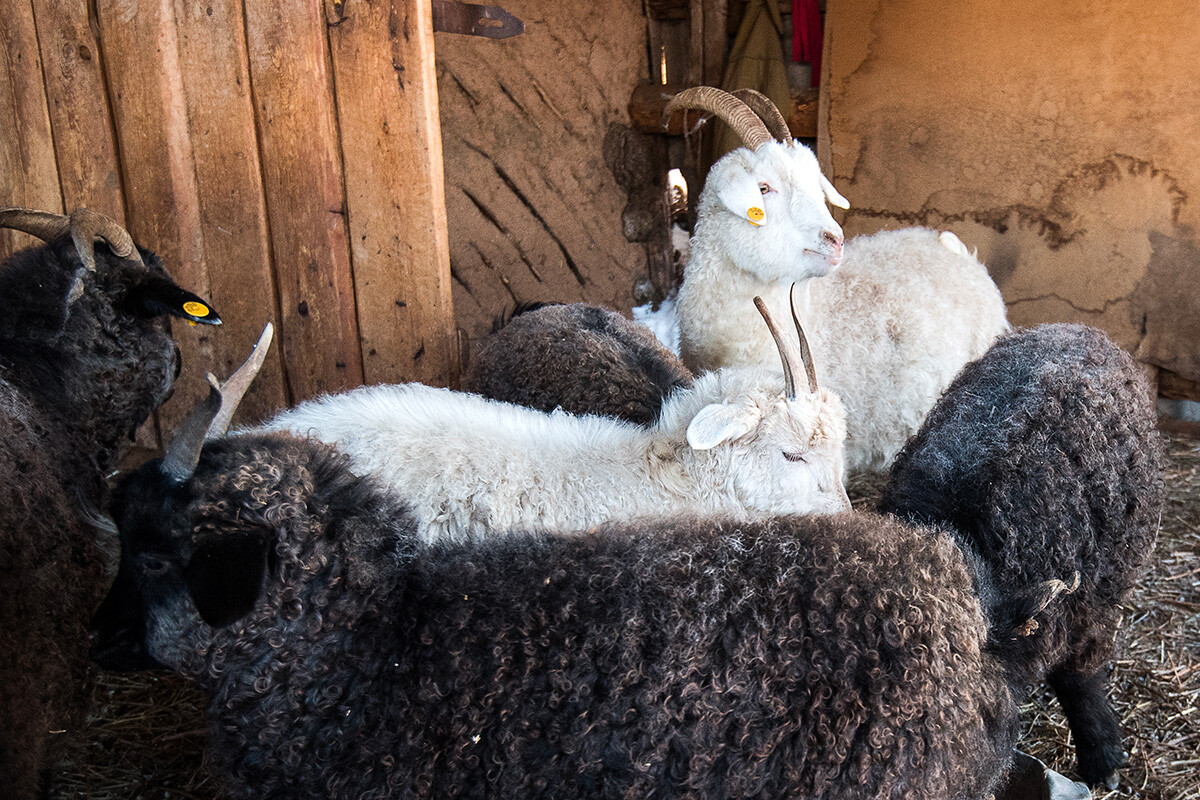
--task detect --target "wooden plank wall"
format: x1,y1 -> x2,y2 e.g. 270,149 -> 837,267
0,0 -> 458,444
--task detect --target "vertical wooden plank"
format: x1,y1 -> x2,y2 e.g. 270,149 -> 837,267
327,0 -> 458,388
28,0 -> 124,218
0,0 -> 63,259
244,0 -> 364,402
169,0 -> 287,424
92,0 -> 218,435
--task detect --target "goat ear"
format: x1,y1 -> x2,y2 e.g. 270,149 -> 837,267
716,171 -> 768,226
819,174 -> 850,209
184,531 -> 271,627
687,401 -> 762,450
127,272 -> 223,325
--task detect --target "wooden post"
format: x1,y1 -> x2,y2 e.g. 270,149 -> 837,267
28,0 -> 124,220
327,0 -> 459,388
244,0 -> 366,402
0,0 -> 62,258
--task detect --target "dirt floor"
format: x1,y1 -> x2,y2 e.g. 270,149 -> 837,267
54,432 -> 1200,799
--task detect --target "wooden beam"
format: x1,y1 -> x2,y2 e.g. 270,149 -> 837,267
629,82 -> 819,139
244,0 -> 365,403
0,0 -> 62,259
28,0 -> 124,219
327,0 -> 459,389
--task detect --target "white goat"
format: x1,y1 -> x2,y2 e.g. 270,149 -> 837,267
255,299 -> 850,543
668,88 -> 1009,472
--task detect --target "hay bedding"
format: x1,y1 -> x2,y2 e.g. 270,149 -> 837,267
55,433 -> 1200,799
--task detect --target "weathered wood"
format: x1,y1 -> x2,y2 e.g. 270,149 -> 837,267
0,0 -> 62,258
28,0 -> 124,218
170,0 -> 289,424
630,82 -> 819,138
244,0 -> 364,402
327,0 -> 458,388
92,0 -> 218,439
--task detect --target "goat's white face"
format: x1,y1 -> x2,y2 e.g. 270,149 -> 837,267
684,373 -> 850,516
699,142 -> 847,284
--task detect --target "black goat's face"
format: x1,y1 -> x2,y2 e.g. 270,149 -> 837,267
0,235 -> 220,467
93,454 -> 276,676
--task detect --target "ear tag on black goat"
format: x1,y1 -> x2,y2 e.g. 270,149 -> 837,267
179,299 -> 221,326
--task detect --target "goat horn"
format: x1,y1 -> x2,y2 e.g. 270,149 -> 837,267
0,207 -> 71,240
159,322 -> 275,481
161,375 -> 222,482
730,88 -> 793,145
754,296 -> 798,400
208,322 -> 275,438
663,87 -> 773,151
788,283 -> 819,394
0,206 -> 143,272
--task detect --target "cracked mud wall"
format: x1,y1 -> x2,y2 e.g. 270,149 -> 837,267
435,0 -> 648,344
823,0 -> 1200,389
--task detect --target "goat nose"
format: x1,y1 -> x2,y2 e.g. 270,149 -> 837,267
821,229 -> 843,249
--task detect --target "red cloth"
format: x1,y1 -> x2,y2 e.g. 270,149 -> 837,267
792,0 -> 822,87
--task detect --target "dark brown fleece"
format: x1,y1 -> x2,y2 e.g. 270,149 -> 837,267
465,303 -> 691,424
880,323 -> 1165,785
102,433 -> 1019,800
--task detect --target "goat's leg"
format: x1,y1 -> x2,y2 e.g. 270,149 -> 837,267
1048,666 -> 1125,789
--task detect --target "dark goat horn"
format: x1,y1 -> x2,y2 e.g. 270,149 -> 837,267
663,87 -> 773,151
1,206 -> 144,273
788,284 -> 819,394
730,88 -> 793,145
754,296 -> 798,400
161,375 -> 222,482
160,322 -> 275,481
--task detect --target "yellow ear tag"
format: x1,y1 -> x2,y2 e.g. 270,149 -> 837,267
183,301 -> 210,318
747,206 -> 765,225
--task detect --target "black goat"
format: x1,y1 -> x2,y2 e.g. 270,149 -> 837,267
880,323 -> 1164,788
0,207 -> 219,798
92,369 -> 1021,799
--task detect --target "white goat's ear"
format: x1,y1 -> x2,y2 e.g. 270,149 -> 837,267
819,174 -> 850,209
716,172 -> 768,226
686,402 -> 762,450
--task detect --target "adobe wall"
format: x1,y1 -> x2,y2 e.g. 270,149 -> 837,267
822,0 -> 1200,387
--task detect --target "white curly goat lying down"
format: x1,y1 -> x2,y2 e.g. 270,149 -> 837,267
254,302 -> 849,543
664,88 -> 1010,473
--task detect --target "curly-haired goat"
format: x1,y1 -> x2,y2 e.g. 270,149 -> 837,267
464,302 -> 692,424
93,420 -> 1021,800
879,323 -> 1164,788
0,207 -> 219,798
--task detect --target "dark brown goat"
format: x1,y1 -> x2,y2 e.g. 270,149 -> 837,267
0,208 -> 219,798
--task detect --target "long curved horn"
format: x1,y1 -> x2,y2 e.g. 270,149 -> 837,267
730,88 -> 792,145
663,87 -> 773,151
0,208 -> 72,241
0,206 -> 144,271
159,322 -> 275,481
754,296 -> 798,400
788,283 -> 819,394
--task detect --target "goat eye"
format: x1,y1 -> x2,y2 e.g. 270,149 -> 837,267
137,554 -> 170,576
782,450 -> 807,463
759,183 -> 772,194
